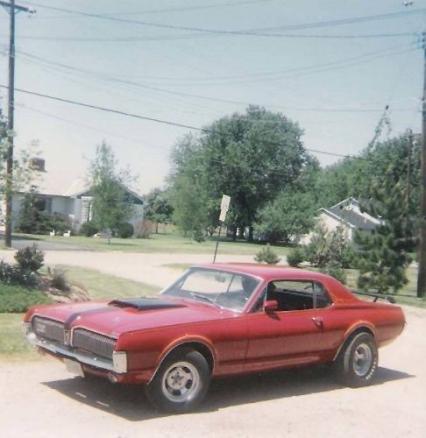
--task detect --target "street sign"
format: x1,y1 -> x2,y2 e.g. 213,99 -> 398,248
214,194 -> 231,263
219,194 -> 231,222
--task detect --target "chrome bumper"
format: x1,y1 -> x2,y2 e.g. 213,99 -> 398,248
26,331 -> 116,372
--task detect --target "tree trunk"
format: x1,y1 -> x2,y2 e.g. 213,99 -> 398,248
232,227 -> 237,241
248,226 -> 254,242
155,222 -> 159,234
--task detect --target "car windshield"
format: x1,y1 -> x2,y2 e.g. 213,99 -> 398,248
161,268 -> 260,312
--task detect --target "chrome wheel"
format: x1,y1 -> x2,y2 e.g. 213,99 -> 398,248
161,361 -> 201,403
353,343 -> 373,376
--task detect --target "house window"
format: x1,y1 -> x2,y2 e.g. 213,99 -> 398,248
81,197 -> 93,223
34,196 -> 52,214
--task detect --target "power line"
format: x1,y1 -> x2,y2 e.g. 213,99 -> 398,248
15,43 -> 417,85
16,102 -> 159,145
33,0 -> 277,18
0,83 -> 360,159
15,44 -> 418,106
0,31 -> 417,42
20,2 -> 426,38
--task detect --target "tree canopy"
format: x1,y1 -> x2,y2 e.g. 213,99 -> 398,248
169,106 -> 313,240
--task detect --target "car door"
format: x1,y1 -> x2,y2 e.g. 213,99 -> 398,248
244,279 -> 341,372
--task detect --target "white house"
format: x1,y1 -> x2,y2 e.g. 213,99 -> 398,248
1,161 -> 144,233
300,197 -> 381,244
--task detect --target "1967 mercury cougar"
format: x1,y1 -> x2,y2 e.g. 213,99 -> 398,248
24,264 -> 405,412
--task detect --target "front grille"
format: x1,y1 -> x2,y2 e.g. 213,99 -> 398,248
32,317 -> 64,343
72,329 -> 116,359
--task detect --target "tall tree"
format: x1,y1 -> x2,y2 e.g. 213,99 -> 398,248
88,142 -> 134,238
354,133 -> 419,294
169,106 -> 311,240
316,131 -> 420,216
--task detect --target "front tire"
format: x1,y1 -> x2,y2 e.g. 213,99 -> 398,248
145,348 -> 211,412
335,332 -> 378,387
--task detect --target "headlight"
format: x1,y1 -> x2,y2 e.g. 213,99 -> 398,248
23,322 -> 31,334
24,323 -> 38,345
112,351 -> 127,373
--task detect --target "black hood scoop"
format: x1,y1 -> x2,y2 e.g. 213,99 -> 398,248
109,297 -> 185,311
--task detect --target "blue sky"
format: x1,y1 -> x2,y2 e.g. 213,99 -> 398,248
0,0 -> 424,194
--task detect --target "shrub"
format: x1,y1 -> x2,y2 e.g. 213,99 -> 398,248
0,284 -> 51,313
321,261 -> 347,284
16,202 -> 72,235
14,245 -> 44,273
287,247 -> 305,267
80,221 -> 99,237
304,224 -> 354,270
0,261 -> 23,284
0,260 -> 39,287
254,244 -> 281,265
117,222 -> 134,238
49,268 -> 69,291
192,227 -> 205,243
48,213 -> 72,235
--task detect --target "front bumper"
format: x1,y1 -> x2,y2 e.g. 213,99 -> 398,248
26,330 -> 123,374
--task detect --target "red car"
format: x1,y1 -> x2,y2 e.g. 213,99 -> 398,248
24,264 -> 405,412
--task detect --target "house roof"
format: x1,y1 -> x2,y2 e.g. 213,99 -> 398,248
68,182 -> 144,204
17,176 -> 144,204
320,197 -> 380,231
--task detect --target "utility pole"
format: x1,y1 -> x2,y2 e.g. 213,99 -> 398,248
417,31 -> 426,298
406,129 -> 413,211
0,1 -> 34,247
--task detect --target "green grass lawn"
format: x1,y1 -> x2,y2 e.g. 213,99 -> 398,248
14,232 -> 292,257
0,266 -> 160,361
0,313 -> 39,360
55,265 -> 160,300
0,284 -> 52,313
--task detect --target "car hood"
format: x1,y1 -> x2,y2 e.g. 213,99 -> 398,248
27,296 -> 236,338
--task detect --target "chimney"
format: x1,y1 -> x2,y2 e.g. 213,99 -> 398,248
29,157 -> 46,172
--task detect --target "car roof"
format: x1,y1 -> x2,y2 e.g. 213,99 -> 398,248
195,263 -> 328,281
194,263 -> 358,304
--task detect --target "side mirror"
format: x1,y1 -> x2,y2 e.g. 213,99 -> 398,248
264,299 -> 278,313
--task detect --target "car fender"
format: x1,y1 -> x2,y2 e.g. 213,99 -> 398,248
148,335 -> 217,383
333,320 -> 377,361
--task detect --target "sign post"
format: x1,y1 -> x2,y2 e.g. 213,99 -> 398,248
213,195 -> 231,263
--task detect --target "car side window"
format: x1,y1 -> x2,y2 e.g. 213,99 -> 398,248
264,280 -> 331,311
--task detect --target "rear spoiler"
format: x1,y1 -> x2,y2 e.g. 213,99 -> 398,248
351,290 -> 396,304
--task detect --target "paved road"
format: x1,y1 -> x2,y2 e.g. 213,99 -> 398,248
0,249 -> 255,288
1,305 -> 425,438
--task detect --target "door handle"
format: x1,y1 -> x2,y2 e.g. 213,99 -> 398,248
312,316 -> 324,329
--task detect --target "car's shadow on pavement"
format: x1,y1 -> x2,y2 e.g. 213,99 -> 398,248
42,365 -> 413,421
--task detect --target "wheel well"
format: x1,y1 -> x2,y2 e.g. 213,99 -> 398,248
334,326 -> 375,361
348,326 -> 374,340
163,342 -> 215,373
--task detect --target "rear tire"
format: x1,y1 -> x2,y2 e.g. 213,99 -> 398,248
335,332 -> 378,387
145,348 -> 211,413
